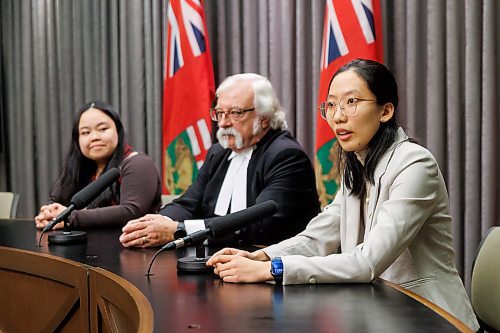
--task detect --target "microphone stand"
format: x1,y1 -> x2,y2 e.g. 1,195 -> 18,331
177,245 -> 212,273
146,243 -> 212,276
46,219 -> 87,245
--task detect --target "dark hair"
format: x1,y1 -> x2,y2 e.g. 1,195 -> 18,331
50,101 -> 126,208
330,59 -> 399,198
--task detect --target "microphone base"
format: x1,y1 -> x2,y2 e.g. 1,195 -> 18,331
48,231 -> 87,245
177,256 -> 212,273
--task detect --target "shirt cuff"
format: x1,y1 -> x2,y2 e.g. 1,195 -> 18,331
184,219 -> 206,235
184,219 -> 208,245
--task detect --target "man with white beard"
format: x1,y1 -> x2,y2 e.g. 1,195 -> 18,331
120,73 -> 320,248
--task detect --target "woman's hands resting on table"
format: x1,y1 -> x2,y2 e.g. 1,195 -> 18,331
35,203 -> 66,230
206,248 -> 274,283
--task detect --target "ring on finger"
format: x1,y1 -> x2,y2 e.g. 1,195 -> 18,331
142,236 -> 147,245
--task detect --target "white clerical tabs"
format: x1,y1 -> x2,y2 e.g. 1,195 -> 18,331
214,147 -> 253,216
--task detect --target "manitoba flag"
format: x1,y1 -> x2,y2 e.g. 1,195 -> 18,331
162,0 -> 215,195
315,0 -> 383,207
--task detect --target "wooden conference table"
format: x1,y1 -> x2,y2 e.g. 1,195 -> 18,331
0,219 -> 471,332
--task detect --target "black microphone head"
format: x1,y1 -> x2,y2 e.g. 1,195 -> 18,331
207,200 -> 278,238
70,167 -> 120,209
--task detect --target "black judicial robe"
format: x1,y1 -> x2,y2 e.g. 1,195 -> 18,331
160,129 -> 320,246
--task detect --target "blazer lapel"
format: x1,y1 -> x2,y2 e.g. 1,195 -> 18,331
365,180 -> 379,234
344,193 -> 361,253
365,128 -> 409,233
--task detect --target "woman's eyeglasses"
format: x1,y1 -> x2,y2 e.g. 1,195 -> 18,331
319,97 -> 376,119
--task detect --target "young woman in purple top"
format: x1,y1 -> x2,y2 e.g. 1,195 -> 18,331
35,101 -> 161,229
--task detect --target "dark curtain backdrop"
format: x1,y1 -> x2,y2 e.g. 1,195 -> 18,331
0,0 -> 498,290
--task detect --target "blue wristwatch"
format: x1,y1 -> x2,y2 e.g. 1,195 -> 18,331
270,257 -> 283,284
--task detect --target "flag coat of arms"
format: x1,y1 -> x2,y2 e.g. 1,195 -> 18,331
163,0 -> 215,195
315,0 -> 384,207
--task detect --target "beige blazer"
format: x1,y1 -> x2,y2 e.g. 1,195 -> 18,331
264,128 -> 479,330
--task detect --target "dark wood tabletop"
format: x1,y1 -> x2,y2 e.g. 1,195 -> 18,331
0,219 -> 465,332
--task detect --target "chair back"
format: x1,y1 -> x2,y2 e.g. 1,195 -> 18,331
161,194 -> 180,206
0,192 -> 19,219
471,227 -> 500,332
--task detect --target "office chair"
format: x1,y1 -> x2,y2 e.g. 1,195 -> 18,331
471,227 -> 500,332
161,194 -> 180,206
0,192 -> 19,219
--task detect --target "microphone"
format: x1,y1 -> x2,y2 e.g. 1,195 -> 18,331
146,200 -> 278,276
163,200 -> 278,251
160,228 -> 210,252
38,167 -> 120,246
42,167 -> 121,233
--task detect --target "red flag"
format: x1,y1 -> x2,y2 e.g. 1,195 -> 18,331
162,0 -> 215,195
314,0 -> 383,207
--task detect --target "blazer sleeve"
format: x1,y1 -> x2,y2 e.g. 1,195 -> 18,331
264,146 -> 442,285
263,186 -> 342,258
70,154 -> 162,228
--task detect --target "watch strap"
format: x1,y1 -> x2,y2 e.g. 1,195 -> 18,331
174,221 -> 187,239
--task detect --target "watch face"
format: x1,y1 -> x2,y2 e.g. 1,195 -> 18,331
271,258 -> 283,276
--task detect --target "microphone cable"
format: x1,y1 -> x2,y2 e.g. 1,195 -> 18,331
37,218 -> 66,247
146,247 -> 164,276
37,228 -> 47,247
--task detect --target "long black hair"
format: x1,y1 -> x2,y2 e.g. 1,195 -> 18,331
331,59 -> 400,199
50,101 -> 127,208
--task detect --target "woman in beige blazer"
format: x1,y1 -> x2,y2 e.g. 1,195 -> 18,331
207,59 -> 479,330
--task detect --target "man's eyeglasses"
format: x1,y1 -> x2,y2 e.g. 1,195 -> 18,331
210,107 -> 255,122
319,97 -> 376,119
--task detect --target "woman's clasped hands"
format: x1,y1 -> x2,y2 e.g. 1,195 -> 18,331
34,203 -> 67,230
206,248 -> 273,283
